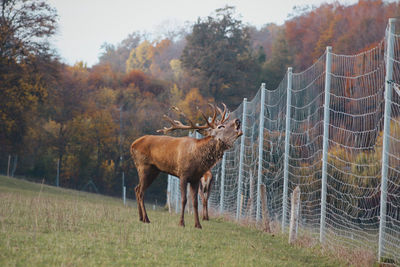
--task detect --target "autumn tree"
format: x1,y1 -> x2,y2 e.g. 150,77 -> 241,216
38,63 -> 90,185
181,6 -> 261,107
126,40 -> 154,73
249,23 -> 281,63
0,0 -> 57,60
98,32 -> 142,73
284,1 -> 400,70
261,29 -> 293,89
0,0 -> 58,153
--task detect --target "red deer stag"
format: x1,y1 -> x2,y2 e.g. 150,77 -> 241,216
199,170 -> 213,220
130,104 -> 242,228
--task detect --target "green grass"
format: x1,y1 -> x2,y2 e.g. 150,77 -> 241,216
0,175 -> 347,266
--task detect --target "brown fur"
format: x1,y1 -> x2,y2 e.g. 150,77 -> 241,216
130,118 -> 242,229
199,170 -> 213,220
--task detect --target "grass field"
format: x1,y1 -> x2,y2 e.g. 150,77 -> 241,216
0,175 -> 353,266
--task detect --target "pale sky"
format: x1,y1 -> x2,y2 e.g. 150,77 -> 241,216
48,0 -> 358,67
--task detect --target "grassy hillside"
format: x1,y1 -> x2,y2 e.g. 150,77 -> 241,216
0,175 -> 347,266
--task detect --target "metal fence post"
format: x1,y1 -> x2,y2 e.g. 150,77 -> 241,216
56,158 -> 60,187
7,155 -> 11,177
123,186 -> 126,205
122,171 -> 125,199
219,152 -> 226,214
236,98 -> 248,220
175,178 -> 180,214
379,18 -> 395,261
11,155 -> 17,177
256,83 -> 266,222
320,46 -> 332,243
167,174 -> 172,212
282,67 -> 293,232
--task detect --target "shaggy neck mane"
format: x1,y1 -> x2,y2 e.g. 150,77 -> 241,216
195,136 -> 229,171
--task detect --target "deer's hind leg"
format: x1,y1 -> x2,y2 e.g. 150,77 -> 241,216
199,183 -> 208,220
135,165 -> 159,223
204,182 -> 212,220
135,185 -> 144,221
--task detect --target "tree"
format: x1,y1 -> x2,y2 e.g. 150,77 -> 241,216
0,0 -> 58,153
176,88 -> 212,122
0,0 -> 57,61
284,1 -> 400,70
261,29 -> 293,90
41,63 -> 90,186
249,23 -> 281,62
181,6 -> 260,107
98,32 -> 142,73
126,40 -> 154,73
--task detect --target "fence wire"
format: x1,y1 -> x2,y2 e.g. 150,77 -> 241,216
168,19 -> 400,264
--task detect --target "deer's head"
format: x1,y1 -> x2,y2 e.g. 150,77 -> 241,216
157,103 -> 242,148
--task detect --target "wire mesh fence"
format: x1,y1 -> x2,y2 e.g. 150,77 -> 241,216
168,18 -> 400,263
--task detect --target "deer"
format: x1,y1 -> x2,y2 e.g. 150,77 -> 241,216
199,170 -> 213,220
130,104 -> 242,229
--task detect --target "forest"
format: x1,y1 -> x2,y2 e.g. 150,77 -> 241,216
1,0 -> 400,202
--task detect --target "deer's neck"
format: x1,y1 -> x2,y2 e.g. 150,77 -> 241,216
195,137 -> 229,171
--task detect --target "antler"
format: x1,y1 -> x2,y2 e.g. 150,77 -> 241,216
157,106 -> 210,134
198,104 -> 218,129
157,104 -> 230,134
216,103 -> 230,124
198,103 -> 230,127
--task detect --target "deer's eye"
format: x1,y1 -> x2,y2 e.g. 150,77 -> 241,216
217,125 -> 225,129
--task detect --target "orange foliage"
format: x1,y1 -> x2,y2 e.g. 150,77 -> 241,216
88,63 -> 119,89
177,88 -> 214,122
285,0 -> 400,70
123,69 -> 147,89
122,69 -> 167,95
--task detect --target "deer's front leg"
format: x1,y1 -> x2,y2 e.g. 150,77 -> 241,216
179,179 -> 187,227
190,181 -> 202,229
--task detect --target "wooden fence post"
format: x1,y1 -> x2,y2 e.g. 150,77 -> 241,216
260,184 -> 271,233
289,186 -> 301,244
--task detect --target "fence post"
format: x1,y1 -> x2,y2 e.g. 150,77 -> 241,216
121,171 -> 125,199
379,18 -> 395,261
7,155 -> 11,177
289,186 -> 301,244
320,46 -> 332,243
123,186 -> 126,205
219,152 -> 226,214
167,174 -> 172,213
56,158 -> 60,187
11,155 -> 17,177
236,98 -> 248,221
256,83 -> 266,222
175,178 -> 180,214
260,184 -> 271,233
282,67 -> 293,232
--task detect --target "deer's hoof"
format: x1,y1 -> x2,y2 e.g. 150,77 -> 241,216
179,221 -> 185,227
195,223 -> 202,229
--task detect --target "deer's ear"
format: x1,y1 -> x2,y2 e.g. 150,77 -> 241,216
197,128 -> 211,136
